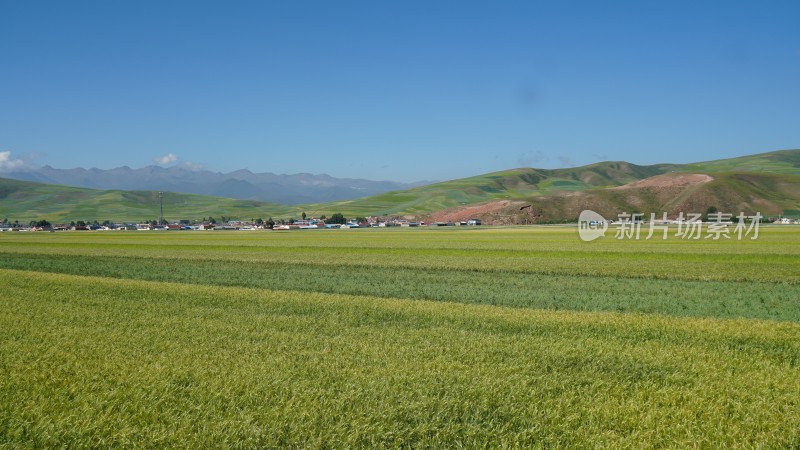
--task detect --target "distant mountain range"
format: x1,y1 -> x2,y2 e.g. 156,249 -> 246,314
2,149 -> 799,223
4,165 -> 431,205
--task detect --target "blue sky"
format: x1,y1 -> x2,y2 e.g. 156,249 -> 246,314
1,1 -> 799,182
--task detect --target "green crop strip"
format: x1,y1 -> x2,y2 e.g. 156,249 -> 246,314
1,227 -> 798,283
1,252 -> 799,322
1,270 -> 799,448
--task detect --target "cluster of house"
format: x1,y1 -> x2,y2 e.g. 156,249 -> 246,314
272,218 -> 482,230
0,218 -> 482,232
8,215 -> 799,232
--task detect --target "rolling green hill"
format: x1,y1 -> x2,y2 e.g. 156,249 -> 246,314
2,149 -> 799,223
304,149 -> 800,218
0,178 -> 294,223
676,148 -> 800,175
440,171 -> 800,225
300,162 -> 667,217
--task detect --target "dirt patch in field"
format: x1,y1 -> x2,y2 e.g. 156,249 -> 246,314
613,173 -> 713,190
425,200 -> 528,223
419,171 -> 790,225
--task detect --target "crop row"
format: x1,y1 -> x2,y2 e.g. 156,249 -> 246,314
1,269 -> 799,448
1,227 -> 798,283
1,252 -> 799,322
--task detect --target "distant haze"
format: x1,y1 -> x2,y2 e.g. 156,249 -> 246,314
5,165 -> 432,205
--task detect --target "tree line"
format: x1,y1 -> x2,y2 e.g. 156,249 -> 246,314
3,212 -> 367,229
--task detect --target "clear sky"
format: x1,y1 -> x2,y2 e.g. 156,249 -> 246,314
1,1 -> 799,182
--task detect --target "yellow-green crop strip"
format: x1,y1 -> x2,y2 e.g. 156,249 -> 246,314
1,226 -> 799,447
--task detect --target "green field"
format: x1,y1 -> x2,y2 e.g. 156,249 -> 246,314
1,227 -> 799,447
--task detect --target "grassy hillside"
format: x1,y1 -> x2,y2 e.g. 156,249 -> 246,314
306,149 -> 800,219
302,162 -> 670,217
677,148 -> 800,175
443,172 -> 800,225
0,178 -> 294,223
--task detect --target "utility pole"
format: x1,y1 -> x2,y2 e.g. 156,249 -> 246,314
159,191 -> 164,225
